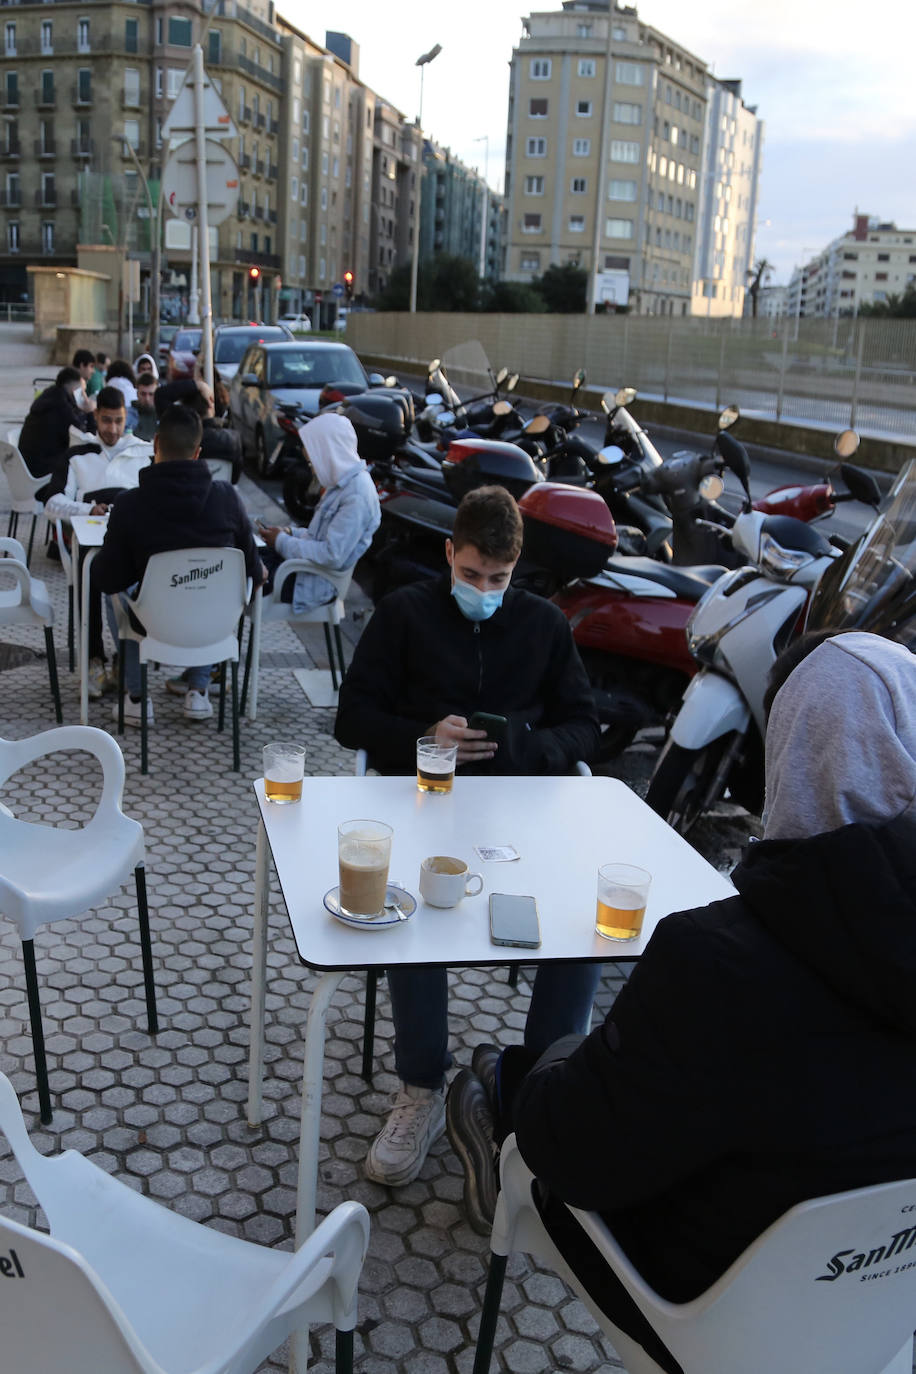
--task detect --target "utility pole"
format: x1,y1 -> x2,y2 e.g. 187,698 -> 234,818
409,44 -> 441,314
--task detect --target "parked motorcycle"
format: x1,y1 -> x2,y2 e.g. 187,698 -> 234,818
644,430 -> 882,834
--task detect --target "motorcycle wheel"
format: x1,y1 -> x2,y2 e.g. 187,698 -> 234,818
255,428 -> 275,478
645,735 -> 736,836
282,462 -> 321,525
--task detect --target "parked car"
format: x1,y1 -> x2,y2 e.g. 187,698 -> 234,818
228,339 -> 373,475
212,323 -> 293,384
279,312 -> 312,334
166,327 -> 202,380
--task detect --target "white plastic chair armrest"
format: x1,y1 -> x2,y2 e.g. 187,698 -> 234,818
575,760 -> 592,777
245,1200 -> 369,1333
0,726 -> 127,808
0,535 -> 27,563
271,557 -> 354,604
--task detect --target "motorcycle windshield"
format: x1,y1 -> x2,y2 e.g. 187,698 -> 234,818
805,459 -> 916,648
608,404 -> 663,474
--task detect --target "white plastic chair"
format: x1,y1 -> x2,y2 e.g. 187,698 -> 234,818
240,558 -> 355,720
113,547 -> 250,775
0,1071 -> 370,1374
473,1134 -> 916,1374
0,439 -> 45,566
0,727 -> 157,1124
53,517 -> 76,672
0,534 -> 62,722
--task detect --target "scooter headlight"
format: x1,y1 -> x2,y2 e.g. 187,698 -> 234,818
759,533 -> 814,581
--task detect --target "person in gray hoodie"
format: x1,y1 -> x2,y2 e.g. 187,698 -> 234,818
448,632 -> 916,1372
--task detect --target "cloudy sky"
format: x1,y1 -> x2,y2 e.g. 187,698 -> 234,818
285,0 -> 916,282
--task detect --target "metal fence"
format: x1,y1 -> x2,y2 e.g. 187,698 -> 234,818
348,312 -> 916,442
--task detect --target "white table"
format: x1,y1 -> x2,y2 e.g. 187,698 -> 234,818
70,513 -> 108,725
247,773 -> 735,1242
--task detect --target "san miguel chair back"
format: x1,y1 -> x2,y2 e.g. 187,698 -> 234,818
0,1071 -> 370,1374
0,440 -> 45,566
0,534 -> 61,722
114,546 -> 250,774
473,1134 -> 916,1374
240,557 -> 356,720
0,726 -> 157,1123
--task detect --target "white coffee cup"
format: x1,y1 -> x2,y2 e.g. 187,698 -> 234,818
419,855 -> 484,909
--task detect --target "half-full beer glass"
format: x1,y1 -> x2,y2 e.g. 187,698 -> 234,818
595,863 -> 651,941
416,737 -> 457,794
263,742 -> 306,804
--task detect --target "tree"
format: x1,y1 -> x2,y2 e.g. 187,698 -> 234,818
534,262 -> 588,313
479,280 -> 545,313
745,259 -> 773,318
372,254 -> 480,312
858,284 -> 916,319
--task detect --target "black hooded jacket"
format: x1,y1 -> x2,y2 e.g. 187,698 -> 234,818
514,817 -> 916,1302
90,459 -> 260,594
19,383 -> 92,476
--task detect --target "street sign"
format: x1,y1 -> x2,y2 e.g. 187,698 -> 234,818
162,65 -> 237,142
332,282 -> 345,297
163,139 -> 240,228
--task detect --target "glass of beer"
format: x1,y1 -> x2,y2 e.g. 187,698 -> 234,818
263,742 -> 306,804
338,819 -> 393,917
595,863 -> 651,942
416,737 -> 458,794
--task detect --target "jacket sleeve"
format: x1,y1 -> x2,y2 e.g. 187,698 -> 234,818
514,607 -> 600,773
334,596 -> 425,766
276,481 -> 377,572
90,499 -> 140,593
513,910 -> 744,1212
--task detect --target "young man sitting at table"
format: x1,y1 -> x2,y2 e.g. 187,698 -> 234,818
91,404 -> 264,726
446,631 -> 916,1373
334,484 -> 600,1188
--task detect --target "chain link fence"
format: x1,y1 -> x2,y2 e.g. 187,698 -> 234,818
349,312 -> 916,442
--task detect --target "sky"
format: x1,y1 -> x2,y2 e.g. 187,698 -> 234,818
283,0 -> 916,283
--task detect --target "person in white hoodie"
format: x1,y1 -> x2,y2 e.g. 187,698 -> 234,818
44,386 -> 153,695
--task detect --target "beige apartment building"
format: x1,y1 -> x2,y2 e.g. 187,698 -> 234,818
789,213 -> 916,319
505,0 -> 761,317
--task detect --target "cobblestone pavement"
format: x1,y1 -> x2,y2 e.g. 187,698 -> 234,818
0,332 -> 757,1373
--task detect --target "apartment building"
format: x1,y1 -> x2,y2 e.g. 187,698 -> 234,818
505,0 -> 760,316
790,213 -> 916,319
419,140 -> 503,280
692,77 -> 763,317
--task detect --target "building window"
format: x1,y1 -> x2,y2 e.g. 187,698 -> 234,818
42,220 -> 54,253
876,272 -> 889,281
290,175 -> 298,201
208,30 -> 221,64
3,23 -> 14,57
77,69 -> 91,103
155,17 -> 163,44
77,17 -> 90,51
578,58 -> 595,77
40,20 -> 52,54
615,62 -> 644,86
569,215 -> 585,232
123,119 -> 140,150
523,213 -> 542,233
5,171 -> 19,205
520,252 -> 540,271
612,25 -> 628,39
529,97 -> 548,117
7,220 -> 18,253
40,70 -> 54,103
613,102 -> 642,124
526,137 -> 547,157
606,218 -> 633,239
41,171 -> 54,205
168,17 -> 192,47
571,177 -> 587,194
124,17 -> 138,53
530,58 -> 551,80
524,175 -> 544,194
320,186 -> 327,210
877,252 -> 890,262
572,138 -> 590,156
124,68 -> 140,107
609,179 -> 637,201
576,100 -> 592,117
576,22 -> 592,36
167,68 -> 182,98
610,140 -> 640,164
300,183 -> 307,205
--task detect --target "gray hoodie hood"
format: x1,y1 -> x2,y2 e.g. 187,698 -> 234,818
764,632 -> 916,840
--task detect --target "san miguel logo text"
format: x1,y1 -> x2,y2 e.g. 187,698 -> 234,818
817,1222 -> 916,1283
171,559 -> 224,588
0,1248 -> 24,1277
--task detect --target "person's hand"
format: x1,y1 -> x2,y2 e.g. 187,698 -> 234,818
259,524 -> 281,549
433,714 -> 496,763
89,503 -> 109,516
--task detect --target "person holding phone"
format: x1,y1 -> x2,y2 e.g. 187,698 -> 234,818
335,485 -> 600,1191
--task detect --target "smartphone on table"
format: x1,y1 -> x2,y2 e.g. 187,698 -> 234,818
489,893 -> 541,949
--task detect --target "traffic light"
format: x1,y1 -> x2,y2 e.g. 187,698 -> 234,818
249,265 -> 261,282
344,270 -> 354,301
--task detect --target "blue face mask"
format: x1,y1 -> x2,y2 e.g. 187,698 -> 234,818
451,577 -> 505,622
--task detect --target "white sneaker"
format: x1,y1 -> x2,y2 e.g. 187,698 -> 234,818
183,689 -> 213,721
111,694 -> 154,728
365,1082 -> 446,1186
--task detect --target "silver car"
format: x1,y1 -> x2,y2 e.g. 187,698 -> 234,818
212,323 -> 293,384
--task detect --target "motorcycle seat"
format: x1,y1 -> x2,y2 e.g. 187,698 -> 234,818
398,463 -> 448,491
760,514 -> 834,557
603,555 -> 727,601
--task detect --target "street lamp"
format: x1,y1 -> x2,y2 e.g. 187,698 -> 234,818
409,43 -> 442,314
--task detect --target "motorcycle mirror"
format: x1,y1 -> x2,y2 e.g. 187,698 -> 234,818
614,386 -> 637,407
507,373 -> 519,392
717,404 -> 740,431
834,428 -> 860,459
525,414 -> 551,434
367,373 -> 388,387
495,366 -> 508,385
573,369 -> 587,390
716,430 -> 752,497
597,444 -> 626,466
840,462 -> 881,507
493,400 -> 513,416
699,473 -> 725,501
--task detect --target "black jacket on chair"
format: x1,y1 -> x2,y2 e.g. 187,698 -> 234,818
514,817 -> 916,1305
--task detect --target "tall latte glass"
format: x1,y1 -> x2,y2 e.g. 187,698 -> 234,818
338,819 -> 393,917
416,737 -> 458,794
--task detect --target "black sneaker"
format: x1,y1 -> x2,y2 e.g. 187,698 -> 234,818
471,1043 -> 501,1112
446,1068 -> 500,1235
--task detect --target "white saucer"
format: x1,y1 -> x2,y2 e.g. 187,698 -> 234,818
323,883 -> 417,931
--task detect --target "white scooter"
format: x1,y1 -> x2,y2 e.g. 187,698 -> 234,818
646,430 -> 881,834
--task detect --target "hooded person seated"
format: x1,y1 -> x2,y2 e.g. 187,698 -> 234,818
259,411 -> 380,609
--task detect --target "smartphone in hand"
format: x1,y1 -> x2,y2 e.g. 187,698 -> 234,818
468,711 -> 508,746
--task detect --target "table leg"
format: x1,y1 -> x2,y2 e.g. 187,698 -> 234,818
79,548 -> 97,727
289,967 -> 344,1374
247,819 -> 270,1127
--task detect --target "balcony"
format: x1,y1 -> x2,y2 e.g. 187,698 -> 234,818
71,84 -> 92,107
254,111 -> 265,129
252,158 -> 264,178
237,199 -> 250,218
34,88 -> 56,109
0,140 -> 19,159
238,153 -> 251,169
240,105 -> 252,124
254,204 -> 264,220
235,246 -> 280,269
34,189 -> 56,207
267,162 -> 278,180
0,189 -> 21,207
71,137 -> 93,158
267,208 -> 277,224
